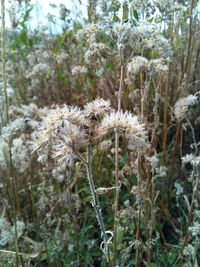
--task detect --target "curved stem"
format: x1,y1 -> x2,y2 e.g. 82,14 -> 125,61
72,143 -> 88,165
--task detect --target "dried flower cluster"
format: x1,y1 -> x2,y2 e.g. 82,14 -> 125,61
0,217 -> 25,246
32,98 -> 146,164
71,66 -> 88,75
76,19 -> 172,68
174,94 -> 198,120
126,56 -> 169,83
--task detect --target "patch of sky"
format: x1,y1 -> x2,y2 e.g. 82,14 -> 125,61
4,0 -> 88,34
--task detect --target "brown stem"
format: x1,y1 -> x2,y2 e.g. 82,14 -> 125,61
162,77 -> 169,164
151,76 -> 162,146
113,66 -> 124,266
184,0 -> 195,74
118,66 -> 124,111
135,152 -> 142,267
168,121 -> 182,205
1,0 -> 9,122
1,1 -> 20,266
141,75 -> 150,123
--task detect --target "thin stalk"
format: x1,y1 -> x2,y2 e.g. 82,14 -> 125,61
179,116 -> 199,262
113,66 -> 124,266
113,131 -> 119,265
151,76 -> 162,145
86,144 -> 110,263
135,152 -> 142,267
185,116 -> 198,156
168,121 -> 181,203
66,185 -> 81,264
117,66 -> 124,111
72,143 -> 88,165
147,219 -> 153,266
184,0 -> 195,74
9,148 -> 20,267
162,75 -> 169,164
97,54 -> 118,92
135,207 -> 141,267
147,171 -> 158,266
1,1 -> 20,266
1,0 -> 9,122
141,75 -> 150,123
146,170 -> 152,265
180,166 -> 199,266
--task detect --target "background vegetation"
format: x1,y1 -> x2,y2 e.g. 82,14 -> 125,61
0,0 -> 200,266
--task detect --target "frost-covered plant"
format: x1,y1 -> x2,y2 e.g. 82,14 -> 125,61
0,214 -> 25,247
77,19 -> 172,63
0,0 -> 200,265
31,98 -> 147,261
75,10 -> 173,266
126,56 -> 149,82
174,94 -> 198,120
71,66 -> 88,75
173,91 -> 200,265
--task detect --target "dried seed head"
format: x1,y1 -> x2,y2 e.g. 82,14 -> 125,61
174,94 -> 198,120
98,140 -> 112,151
31,99 -> 147,165
96,111 -> 147,149
31,105 -> 90,164
84,98 -> 111,116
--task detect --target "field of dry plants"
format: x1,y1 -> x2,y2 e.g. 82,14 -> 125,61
0,0 -> 200,266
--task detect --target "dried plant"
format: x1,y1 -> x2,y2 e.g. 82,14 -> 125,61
0,0 -> 200,266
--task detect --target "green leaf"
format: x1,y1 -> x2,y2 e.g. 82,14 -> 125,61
122,2 -> 129,20
132,9 -> 139,21
116,227 -> 124,242
107,62 -> 114,70
131,83 -> 137,89
113,14 -> 120,22
67,29 -> 73,39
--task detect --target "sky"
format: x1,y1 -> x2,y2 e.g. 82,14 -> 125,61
4,0 -> 88,32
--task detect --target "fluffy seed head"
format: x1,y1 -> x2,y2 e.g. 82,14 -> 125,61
174,94 -> 198,120
84,98 -> 111,116
96,111 -> 147,149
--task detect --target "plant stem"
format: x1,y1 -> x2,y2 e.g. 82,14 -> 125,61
185,116 -> 198,156
113,130 -> 119,265
180,116 -> 199,265
1,0 -> 9,122
184,0 -> 195,74
151,76 -> 162,145
135,152 -> 142,267
9,148 -> 20,267
162,74 -> 169,164
86,144 -> 110,263
117,66 -> 124,111
113,65 -> 124,266
180,166 -> 199,266
1,1 -> 20,266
